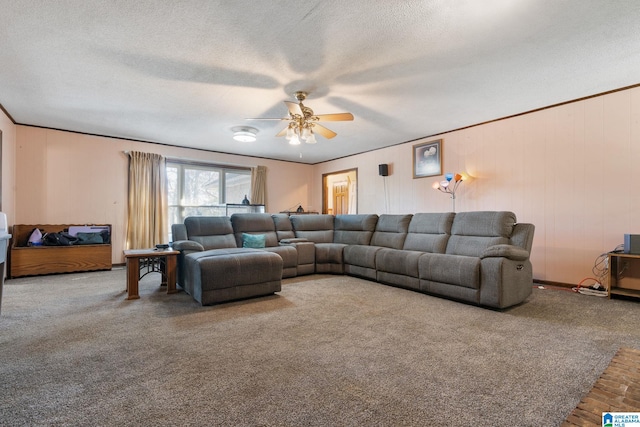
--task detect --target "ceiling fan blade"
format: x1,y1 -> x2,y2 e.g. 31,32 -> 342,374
285,101 -> 303,117
246,117 -> 288,121
313,112 -> 354,122
275,127 -> 289,137
312,123 -> 337,139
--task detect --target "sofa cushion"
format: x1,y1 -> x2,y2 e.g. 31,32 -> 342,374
231,213 -> 279,247
446,211 -> 516,257
403,213 -> 454,253
291,214 -> 335,243
315,242 -> 347,265
376,248 -> 422,277
184,216 -> 237,250
242,233 -> 266,248
418,252 -> 481,289
333,214 -> 378,245
272,214 -> 296,240
450,211 -> 516,238
343,245 -> 381,269
369,214 -> 411,249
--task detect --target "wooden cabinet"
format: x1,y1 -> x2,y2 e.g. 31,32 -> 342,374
9,224 -> 112,278
608,252 -> 640,299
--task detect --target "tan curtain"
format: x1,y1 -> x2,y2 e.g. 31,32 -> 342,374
251,165 -> 266,206
126,151 -> 167,249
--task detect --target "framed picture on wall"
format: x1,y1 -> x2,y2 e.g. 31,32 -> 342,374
413,139 -> 442,178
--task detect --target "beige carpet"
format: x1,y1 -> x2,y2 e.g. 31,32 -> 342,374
2,269 -> 640,426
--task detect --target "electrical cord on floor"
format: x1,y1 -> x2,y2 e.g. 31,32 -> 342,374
573,243 -> 624,296
572,277 -> 607,296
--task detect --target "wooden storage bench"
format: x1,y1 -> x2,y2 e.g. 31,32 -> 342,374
9,224 -> 112,278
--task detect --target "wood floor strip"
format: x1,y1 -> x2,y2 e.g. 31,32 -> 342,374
562,347 -> 640,427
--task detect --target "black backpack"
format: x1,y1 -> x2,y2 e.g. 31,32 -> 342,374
43,231 -> 79,246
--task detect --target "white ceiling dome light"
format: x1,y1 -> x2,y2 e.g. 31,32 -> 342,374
232,126 -> 259,142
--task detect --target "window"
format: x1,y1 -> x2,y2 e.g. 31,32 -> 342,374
167,161 -> 251,237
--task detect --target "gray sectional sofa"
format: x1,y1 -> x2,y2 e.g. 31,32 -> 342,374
171,211 -> 535,309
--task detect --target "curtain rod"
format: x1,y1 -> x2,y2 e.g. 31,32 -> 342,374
123,151 -> 260,170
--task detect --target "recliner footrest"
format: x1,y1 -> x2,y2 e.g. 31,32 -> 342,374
184,248 -> 283,305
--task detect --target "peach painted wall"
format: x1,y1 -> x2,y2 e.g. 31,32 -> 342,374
14,127 -> 312,263
313,86 -> 640,286
0,108 -> 16,226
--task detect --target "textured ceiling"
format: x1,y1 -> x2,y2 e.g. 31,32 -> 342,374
1,1 -> 639,164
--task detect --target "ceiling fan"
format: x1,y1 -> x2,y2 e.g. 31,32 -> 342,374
247,91 -> 354,145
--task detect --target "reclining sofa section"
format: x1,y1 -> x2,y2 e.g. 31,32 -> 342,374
171,216 -> 282,305
172,211 -> 535,309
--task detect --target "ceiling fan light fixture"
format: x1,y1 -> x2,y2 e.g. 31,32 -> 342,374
247,91 -> 354,143
231,126 -> 258,142
289,134 -> 301,145
301,126 -> 311,140
285,125 -> 295,140
306,132 -> 317,144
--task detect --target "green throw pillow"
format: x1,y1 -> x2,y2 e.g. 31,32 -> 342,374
242,233 -> 266,248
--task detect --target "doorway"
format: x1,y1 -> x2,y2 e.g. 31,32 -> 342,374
322,168 -> 357,215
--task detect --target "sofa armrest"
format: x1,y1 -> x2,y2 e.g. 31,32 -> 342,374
172,240 -> 204,252
511,223 -> 535,252
481,244 -> 529,261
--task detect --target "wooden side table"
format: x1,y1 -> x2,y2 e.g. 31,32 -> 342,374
608,252 -> 640,300
123,248 -> 179,300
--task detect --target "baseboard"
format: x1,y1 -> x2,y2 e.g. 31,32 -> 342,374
534,279 -> 574,289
